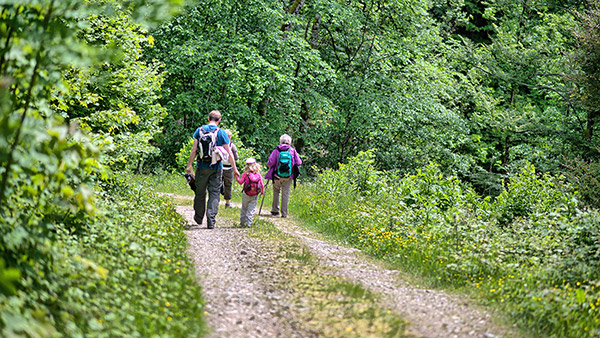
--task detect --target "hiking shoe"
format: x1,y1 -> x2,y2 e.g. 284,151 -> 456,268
271,211 -> 279,216
281,215 -> 287,218
207,224 -> 215,229
225,203 -> 231,208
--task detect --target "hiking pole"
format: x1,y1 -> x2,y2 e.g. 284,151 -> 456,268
258,180 -> 270,216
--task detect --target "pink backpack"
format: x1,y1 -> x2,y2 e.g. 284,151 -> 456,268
243,173 -> 261,196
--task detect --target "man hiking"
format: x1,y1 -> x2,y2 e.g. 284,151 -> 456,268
186,110 -> 240,229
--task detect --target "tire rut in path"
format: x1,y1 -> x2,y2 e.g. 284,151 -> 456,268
177,200 -> 519,338
178,204 -> 306,338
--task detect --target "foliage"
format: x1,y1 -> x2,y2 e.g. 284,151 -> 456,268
52,1 -> 169,172
568,0 -> 600,146
1,176 -> 206,337
1,0 -> 186,335
562,154 -> 600,208
491,163 -> 578,225
145,0 -> 320,167
316,150 -> 385,197
146,0 -> 480,176
144,0 -> 600,204
292,151 -> 599,337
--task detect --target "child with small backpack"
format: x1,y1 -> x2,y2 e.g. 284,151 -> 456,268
236,158 -> 265,227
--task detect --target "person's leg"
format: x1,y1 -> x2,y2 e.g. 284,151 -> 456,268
205,169 -> 221,228
280,178 -> 292,218
193,167 -> 210,225
240,192 -> 250,226
223,169 -> 233,206
271,179 -> 281,215
246,195 -> 258,226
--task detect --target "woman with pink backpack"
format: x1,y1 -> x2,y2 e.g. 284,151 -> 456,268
235,158 -> 265,227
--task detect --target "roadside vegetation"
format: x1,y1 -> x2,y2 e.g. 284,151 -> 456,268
0,0 -> 207,336
292,150 -> 600,338
1,172 -> 206,337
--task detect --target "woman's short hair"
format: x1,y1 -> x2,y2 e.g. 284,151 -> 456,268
280,134 -> 292,145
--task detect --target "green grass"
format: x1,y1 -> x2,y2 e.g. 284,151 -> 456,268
131,172 -> 193,196
324,279 -> 374,300
284,245 -> 312,263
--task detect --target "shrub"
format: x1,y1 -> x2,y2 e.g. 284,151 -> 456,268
563,155 -> 600,208
491,163 -> 578,226
0,175 -> 206,337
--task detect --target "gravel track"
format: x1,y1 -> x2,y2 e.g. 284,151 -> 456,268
176,198 -> 520,338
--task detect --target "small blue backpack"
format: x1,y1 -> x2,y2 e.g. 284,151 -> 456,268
277,147 -> 293,178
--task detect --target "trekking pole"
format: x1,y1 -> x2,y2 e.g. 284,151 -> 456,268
258,180 -> 270,216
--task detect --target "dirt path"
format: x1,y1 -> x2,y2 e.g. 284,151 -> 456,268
175,198 -> 519,338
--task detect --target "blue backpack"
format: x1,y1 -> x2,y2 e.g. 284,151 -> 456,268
277,147 -> 293,178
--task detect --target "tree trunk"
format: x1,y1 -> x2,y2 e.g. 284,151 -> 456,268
585,110 -> 598,142
502,134 -> 510,171
281,0 -> 307,33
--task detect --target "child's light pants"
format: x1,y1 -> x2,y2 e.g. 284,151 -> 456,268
240,192 -> 259,226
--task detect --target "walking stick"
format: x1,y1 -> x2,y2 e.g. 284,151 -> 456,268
258,179 -> 270,216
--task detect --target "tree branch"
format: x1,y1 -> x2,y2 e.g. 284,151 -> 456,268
0,1 -> 55,207
322,22 -> 341,66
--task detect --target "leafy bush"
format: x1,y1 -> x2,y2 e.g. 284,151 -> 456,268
563,155 -> 600,208
491,163 -> 578,225
0,176 -> 206,337
315,150 -> 390,198
1,0 -> 200,336
54,2 -> 170,173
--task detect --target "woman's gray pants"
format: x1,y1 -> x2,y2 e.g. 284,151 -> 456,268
271,177 -> 292,217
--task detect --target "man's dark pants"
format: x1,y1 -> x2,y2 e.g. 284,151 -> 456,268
194,168 -> 222,227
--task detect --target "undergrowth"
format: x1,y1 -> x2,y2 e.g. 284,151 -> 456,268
1,174 -> 206,337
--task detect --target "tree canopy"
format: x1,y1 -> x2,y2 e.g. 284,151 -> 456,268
147,0 -> 599,195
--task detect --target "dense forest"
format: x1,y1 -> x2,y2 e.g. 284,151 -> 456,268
147,0 -> 599,201
1,0 -> 599,336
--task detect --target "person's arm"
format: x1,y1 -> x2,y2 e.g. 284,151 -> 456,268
232,143 -> 239,161
259,177 -> 265,194
267,149 -> 278,168
222,143 -> 240,178
236,172 -> 246,185
186,138 -> 198,174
